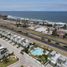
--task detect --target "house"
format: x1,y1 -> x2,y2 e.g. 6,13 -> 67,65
11,34 -> 18,42
50,53 -> 61,64
0,15 -> 7,20
0,30 -> 3,37
57,29 -> 67,38
14,36 -> 21,43
0,45 -> 9,59
49,51 -> 67,67
6,32 -> 12,39
18,38 -> 29,47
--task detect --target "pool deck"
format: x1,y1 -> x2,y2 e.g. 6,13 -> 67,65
0,38 -> 45,67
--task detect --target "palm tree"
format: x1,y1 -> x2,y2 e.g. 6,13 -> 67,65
21,46 -> 29,54
47,27 -> 50,33
44,55 -> 48,62
21,19 -> 29,28
52,28 -> 57,36
63,24 -> 67,29
16,19 -> 21,27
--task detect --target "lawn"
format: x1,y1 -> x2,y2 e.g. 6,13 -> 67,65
0,56 -> 18,67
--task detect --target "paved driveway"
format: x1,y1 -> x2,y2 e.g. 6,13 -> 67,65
0,38 -> 44,67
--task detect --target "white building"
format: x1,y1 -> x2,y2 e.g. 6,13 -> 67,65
0,45 -> 9,59
18,38 -> 29,47
11,34 -> 18,42
14,36 -> 21,43
49,51 -> 67,67
35,26 -> 52,35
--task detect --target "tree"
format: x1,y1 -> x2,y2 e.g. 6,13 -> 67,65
53,24 -> 57,28
55,42 -> 59,45
47,27 -> 50,33
63,24 -> 67,29
16,19 -> 21,27
22,20 -> 29,28
47,39 -> 51,43
3,56 -> 9,63
21,46 -> 29,54
21,65 -> 24,67
44,55 -> 48,62
52,28 -> 57,36
41,36 -> 45,41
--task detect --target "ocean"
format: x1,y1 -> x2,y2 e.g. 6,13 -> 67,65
0,11 -> 67,23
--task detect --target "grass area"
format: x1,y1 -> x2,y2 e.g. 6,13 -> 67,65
0,56 -> 18,67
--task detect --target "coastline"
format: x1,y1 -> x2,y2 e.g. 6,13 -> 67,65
7,15 -> 66,25
0,11 -> 67,22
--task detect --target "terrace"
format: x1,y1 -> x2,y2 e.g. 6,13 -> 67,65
0,29 -> 30,48
22,43 -> 50,64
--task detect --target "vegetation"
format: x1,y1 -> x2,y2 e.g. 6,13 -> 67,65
21,65 -> 24,67
52,28 -> 58,36
33,54 -> 48,64
21,45 -> 30,54
63,24 -> 67,29
0,56 -> 18,67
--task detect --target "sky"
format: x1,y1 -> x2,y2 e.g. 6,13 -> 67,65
0,0 -> 67,11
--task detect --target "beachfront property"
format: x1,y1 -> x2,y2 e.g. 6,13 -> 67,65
21,42 -> 67,67
48,51 -> 67,67
24,44 -> 50,64
0,45 -> 9,59
0,28 -> 67,67
57,29 -> 67,38
1,15 -> 67,38
0,28 -> 30,48
0,15 -> 67,67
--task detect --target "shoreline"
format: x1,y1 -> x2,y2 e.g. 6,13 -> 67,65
7,15 -> 66,23
0,14 -> 67,24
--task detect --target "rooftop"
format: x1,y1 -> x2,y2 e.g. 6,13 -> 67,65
0,45 -> 4,50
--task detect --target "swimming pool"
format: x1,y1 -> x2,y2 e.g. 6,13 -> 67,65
31,47 -> 44,56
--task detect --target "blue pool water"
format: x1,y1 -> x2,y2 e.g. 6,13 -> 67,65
31,48 -> 44,56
